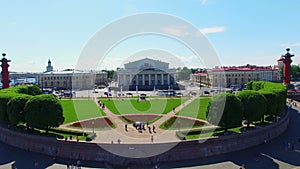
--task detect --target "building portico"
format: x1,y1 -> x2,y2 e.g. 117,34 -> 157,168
117,58 -> 180,91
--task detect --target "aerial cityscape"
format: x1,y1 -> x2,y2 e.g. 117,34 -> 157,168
0,1 -> 300,169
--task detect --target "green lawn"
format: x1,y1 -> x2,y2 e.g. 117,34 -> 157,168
176,97 -> 211,120
99,97 -> 189,115
60,99 -> 105,124
183,126 -> 243,140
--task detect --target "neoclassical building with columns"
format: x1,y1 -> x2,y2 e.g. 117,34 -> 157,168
117,58 -> 181,91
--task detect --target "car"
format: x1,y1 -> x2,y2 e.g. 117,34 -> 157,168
203,91 -> 210,94
176,92 -> 183,96
104,92 -> 112,96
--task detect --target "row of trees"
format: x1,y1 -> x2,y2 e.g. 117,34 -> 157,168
280,65 -> 300,80
206,81 -> 287,130
0,86 -> 64,132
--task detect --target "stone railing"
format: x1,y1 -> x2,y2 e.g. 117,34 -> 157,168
0,110 -> 289,166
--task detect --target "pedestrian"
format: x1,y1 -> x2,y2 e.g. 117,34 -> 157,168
11,162 -> 17,169
76,160 -> 81,168
148,126 -> 152,134
34,162 -> 38,168
151,135 -> 154,143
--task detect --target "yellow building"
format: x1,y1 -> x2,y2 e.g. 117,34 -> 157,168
207,65 -> 280,88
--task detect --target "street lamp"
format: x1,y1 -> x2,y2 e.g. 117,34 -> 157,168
92,121 -> 95,134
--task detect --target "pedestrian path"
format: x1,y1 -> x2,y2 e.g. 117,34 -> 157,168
59,96 -> 202,144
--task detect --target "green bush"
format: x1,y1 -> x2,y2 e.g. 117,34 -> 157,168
0,93 -> 17,122
206,92 -> 243,130
24,94 -> 64,130
7,95 -> 32,126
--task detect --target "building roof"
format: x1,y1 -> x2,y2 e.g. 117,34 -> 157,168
42,70 -> 106,75
211,64 -> 278,72
123,58 -> 169,71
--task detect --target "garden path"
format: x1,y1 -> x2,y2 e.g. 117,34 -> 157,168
59,96 -> 203,143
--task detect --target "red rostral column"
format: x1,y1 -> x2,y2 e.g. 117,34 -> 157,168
1,53 -> 11,89
281,48 -> 294,85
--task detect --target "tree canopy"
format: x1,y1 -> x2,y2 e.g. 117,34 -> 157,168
7,95 -> 32,126
24,94 -> 64,130
236,90 -> 267,124
206,92 -> 243,130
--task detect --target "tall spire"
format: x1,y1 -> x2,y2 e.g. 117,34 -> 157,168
46,59 -> 53,72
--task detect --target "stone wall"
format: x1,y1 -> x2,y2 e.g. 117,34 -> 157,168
0,111 -> 289,165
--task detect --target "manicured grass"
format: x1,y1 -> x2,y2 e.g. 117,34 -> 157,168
99,97 -> 189,115
160,116 -> 207,130
176,97 -> 211,120
15,124 -> 94,141
180,126 -> 243,140
60,99 -> 106,124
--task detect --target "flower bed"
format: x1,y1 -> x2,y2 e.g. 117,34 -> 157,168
160,116 -> 208,130
121,114 -> 159,123
71,117 -> 113,128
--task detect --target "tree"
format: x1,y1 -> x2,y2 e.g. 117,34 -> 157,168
291,65 -> 300,79
177,67 -> 191,81
17,85 -> 42,96
259,90 -> 279,118
236,90 -> 267,126
7,95 -> 31,126
24,94 -> 64,131
206,92 -> 243,131
27,85 -> 42,96
0,94 -> 15,123
102,69 -> 116,82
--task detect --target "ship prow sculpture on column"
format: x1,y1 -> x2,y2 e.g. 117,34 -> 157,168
278,48 -> 295,86
1,53 -> 11,89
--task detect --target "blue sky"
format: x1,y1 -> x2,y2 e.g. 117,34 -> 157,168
0,0 -> 299,72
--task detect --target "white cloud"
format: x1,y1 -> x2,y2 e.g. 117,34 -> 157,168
161,25 -> 189,37
200,0 -> 208,5
199,26 -> 228,34
161,25 -> 227,37
281,43 -> 300,47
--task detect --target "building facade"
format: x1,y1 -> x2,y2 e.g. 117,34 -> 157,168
190,70 -> 210,86
117,58 -> 181,91
38,70 -> 107,90
207,64 -> 280,88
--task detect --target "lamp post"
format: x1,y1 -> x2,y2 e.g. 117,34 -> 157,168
92,121 -> 95,134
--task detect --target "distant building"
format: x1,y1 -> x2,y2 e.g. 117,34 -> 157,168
39,60 -> 107,90
207,64 -> 280,88
10,72 -> 39,85
190,70 -> 210,86
45,59 -> 53,72
39,70 -> 107,90
117,58 -> 182,91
